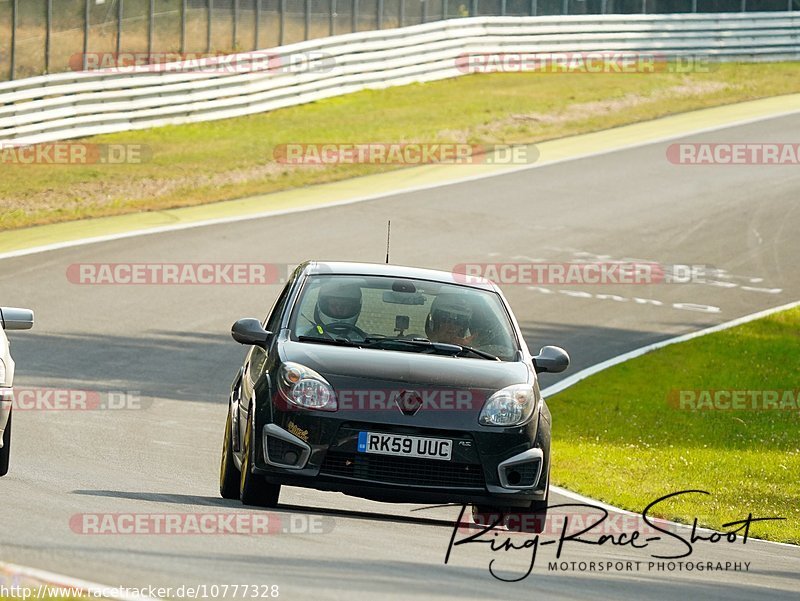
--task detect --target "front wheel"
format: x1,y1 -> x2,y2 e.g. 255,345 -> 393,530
219,405 -> 240,499
472,497 -> 548,533
239,411 -> 280,507
0,409 -> 11,477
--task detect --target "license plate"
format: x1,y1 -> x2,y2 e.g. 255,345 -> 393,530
357,432 -> 452,461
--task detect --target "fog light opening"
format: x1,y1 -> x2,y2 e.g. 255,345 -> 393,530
506,469 -> 522,486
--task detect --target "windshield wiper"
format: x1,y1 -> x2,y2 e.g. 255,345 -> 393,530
364,337 -> 464,355
297,335 -> 361,348
456,345 -> 500,361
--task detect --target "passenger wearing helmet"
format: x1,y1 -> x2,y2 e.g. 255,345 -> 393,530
303,280 -> 363,338
425,294 -> 476,346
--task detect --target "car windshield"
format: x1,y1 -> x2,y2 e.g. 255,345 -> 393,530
290,274 -> 519,361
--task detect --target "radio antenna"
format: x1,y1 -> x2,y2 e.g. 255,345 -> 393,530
385,220 -> 391,264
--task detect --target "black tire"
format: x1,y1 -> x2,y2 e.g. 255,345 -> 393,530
239,411 -> 280,507
0,409 -> 11,477
219,405 -> 240,499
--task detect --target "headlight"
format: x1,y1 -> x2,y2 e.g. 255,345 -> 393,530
479,384 -> 537,427
279,362 -> 337,411
0,359 -> 5,386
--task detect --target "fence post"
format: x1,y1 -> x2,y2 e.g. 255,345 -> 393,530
692,0 -> 697,12
470,0 -> 477,17
181,0 -> 187,54
562,0 -> 568,14
117,0 -> 124,58
10,0 -> 16,80
741,0 -> 746,11
255,0 -> 261,48
641,0 -> 646,13
233,0 -> 239,50
305,0 -> 311,39
378,0 -> 384,28
400,0 -> 406,26
280,0 -> 286,45
530,0 -> 536,16
353,0 -> 359,32
442,0 -> 447,19
330,0 -> 336,36
601,0 -> 606,13
148,0 -> 155,61
45,0 -> 52,74
500,0 -> 506,16
422,0 -> 427,22
207,0 -> 213,52
83,0 -> 90,70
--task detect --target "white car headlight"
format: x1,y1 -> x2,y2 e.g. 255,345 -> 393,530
279,362 -> 337,411
479,384 -> 537,427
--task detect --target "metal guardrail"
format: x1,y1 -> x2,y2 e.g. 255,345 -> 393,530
1,13 -> 798,147
2,0 -> 796,82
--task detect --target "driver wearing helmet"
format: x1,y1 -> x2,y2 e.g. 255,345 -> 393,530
304,280 -> 363,337
425,294 -> 476,346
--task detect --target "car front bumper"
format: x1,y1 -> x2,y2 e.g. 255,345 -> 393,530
251,409 -> 550,508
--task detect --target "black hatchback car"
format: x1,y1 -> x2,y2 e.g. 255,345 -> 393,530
219,261 -> 569,523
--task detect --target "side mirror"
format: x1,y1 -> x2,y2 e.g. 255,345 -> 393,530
0,307 -> 34,331
231,318 -> 272,348
533,346 -> 570,374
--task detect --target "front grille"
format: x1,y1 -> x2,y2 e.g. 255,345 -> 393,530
320,451 -> 485,489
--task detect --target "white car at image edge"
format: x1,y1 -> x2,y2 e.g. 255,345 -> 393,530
1,307 -> 34,477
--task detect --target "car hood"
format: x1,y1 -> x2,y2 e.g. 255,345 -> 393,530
280,340 -> 531,389
278,341 -> 534,429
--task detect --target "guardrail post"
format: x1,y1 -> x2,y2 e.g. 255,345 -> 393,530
530,0 -> 537,16
45,0 -> 52,74
741,0 -> 746,11
83,0 -> 90,70
305,0 -> 311,39
562,0 -> 568,15
500,0 -> 506,15
10,0 -> 16,80
422,0 -> 427,22
641,0 -> 646,13
692,0 -> 697,12
181,0 -> 187,54
353,0 -> 359,32
378,0 -> 384,28
470,0 -> 477,17
400,0 -> 406,26
600,0 -> 606,13
233,0 -> 239,50
330,0 -> 336,36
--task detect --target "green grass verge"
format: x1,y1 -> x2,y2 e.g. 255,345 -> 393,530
2,62 -> 800,231
548,306 -> 800,544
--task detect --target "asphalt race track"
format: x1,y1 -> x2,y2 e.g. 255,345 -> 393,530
1,115 -> 799,600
